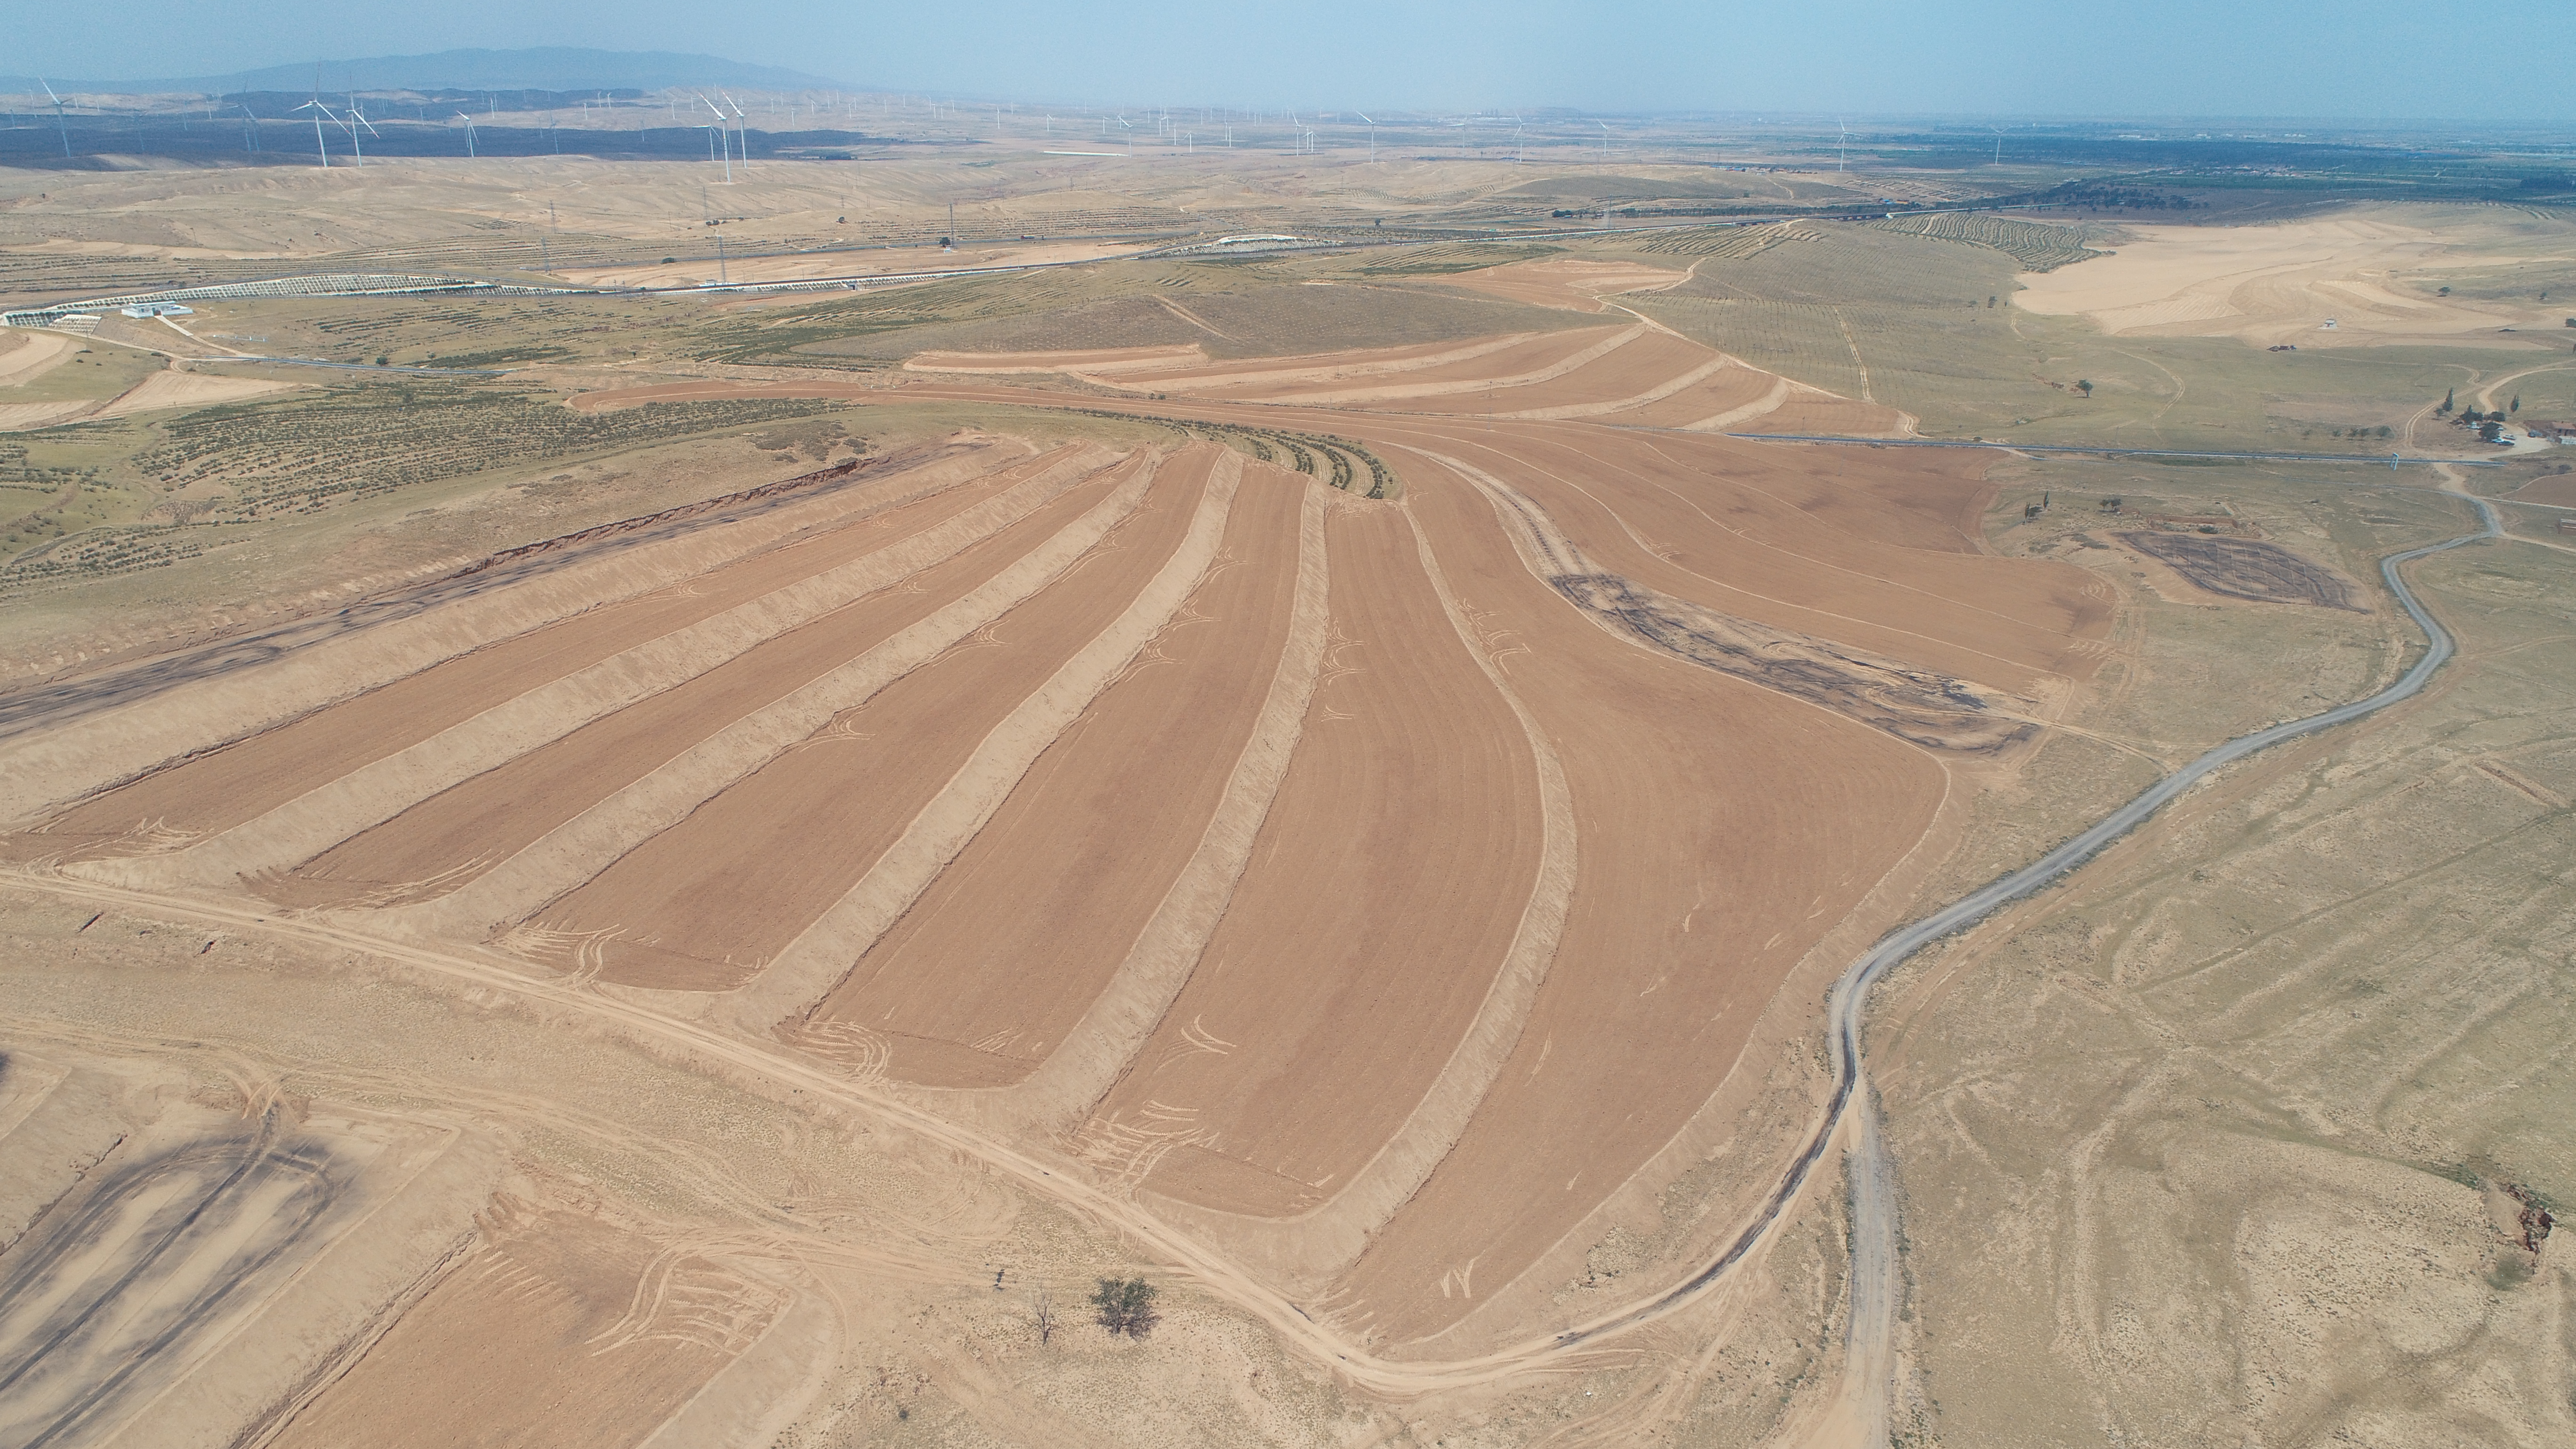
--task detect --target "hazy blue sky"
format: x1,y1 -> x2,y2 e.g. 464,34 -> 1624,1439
16,1 -> 2572,119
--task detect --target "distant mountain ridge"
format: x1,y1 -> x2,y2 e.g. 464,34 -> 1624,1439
28,48 -> 844,96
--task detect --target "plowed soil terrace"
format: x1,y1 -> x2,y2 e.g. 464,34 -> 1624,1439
1,293 -> 2120,1353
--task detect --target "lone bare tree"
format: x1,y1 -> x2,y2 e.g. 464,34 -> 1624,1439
1032,1286 -> 1058,1345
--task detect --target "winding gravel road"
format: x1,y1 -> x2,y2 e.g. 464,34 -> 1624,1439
1548,492 -> 2500,1411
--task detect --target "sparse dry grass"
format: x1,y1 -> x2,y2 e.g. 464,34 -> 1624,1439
1874,523 -> 2576,1446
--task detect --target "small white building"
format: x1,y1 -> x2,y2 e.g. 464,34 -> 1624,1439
120,303 -> 194,318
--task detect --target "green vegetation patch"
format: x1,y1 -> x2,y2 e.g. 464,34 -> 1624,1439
751,269 -> 1590,366
1634,222 -> 1817,259
1863,212 -> 2109,271
128,382 -> 840,520
1349,242 -> 1565,275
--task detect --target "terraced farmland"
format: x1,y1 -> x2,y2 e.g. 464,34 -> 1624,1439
1,306 -> 2121,1385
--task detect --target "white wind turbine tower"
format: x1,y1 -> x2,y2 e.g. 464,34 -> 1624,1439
1990,124 -> 2004,165
697,95 -> 734,181
295,97 -> 335,168
456,112 -> 477,157
1837,118 -> 1850,171
343,100 -> 378,164
1357,111 -> 1376,161
36,79 -> 71,160
716,91 -> 749,175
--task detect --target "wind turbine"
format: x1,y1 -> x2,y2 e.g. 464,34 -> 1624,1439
343,101 -> 379,164
718,90 -> 749,171
456,112 -> 477,157
1357,111 -> 1376,161
1837,118 -> 1850,172
36,80 -> 72,160
1990,125 -> 2003,165
296,97 -> 335,168
695,96 -> 734,181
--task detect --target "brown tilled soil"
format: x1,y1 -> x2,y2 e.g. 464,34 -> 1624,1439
1441,257 -> 1690,313
525,454 -> 1209,990
1082,334 -> 1538,391
1595,362 -> 1782,428
1082,499 -> 1546,1217
1345,420 -> 2111,699
2506,471 -> 2576,507
908,343 -> 1208,375
1194,328 -> 1627,404
1330,455 -> 1945,1340
38,459 -> 1036,853
1389,332 -> 1720,415
269,1208 -> 776,1449
269,461 -> 1131,910
16,319 -> 2125,1369
812,464 -> 1311,1086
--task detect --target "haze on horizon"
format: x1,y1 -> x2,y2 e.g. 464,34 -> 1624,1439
12,0 -> 2574,122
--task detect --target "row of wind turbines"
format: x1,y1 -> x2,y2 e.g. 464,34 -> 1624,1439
11,79 -> 2015,177
274,69 -> 760,175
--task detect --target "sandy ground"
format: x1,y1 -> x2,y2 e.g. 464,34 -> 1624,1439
0,399 -> 94,430
0,349 -> 300,431
270,1204 -> 787,1449
2013,214 -> 2573,347
560,237 -> 1161,290
93,369 -> 306,418
907,343 -> 1209,376
0,329 -> 76,386
1444,256 -> 1694,313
